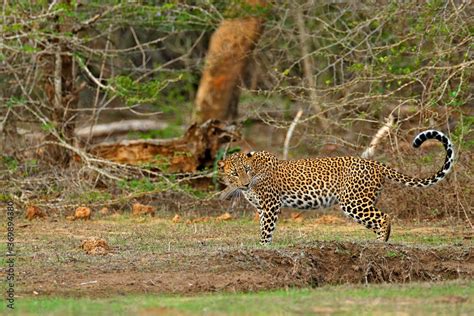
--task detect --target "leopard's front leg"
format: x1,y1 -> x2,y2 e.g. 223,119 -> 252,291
258,200 -> 281,245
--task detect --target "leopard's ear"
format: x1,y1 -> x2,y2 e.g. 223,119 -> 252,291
246,151 -> 255,158
217,160 -> 225,168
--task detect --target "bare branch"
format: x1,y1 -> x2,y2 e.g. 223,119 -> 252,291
283,109 -> 303,160
361,115 -> 395,159
75,119 -> 168,140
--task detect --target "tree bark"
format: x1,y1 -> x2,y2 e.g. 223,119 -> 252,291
74,120 -> 169,141
43,0 -> 80,166
88,120 -> 240,173
193,1 -> 266,124
294,3 -> 328,129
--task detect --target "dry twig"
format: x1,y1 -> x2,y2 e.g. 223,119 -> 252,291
361,115 -> 395,159
283,109 -> 303,160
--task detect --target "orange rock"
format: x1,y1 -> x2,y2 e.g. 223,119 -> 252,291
74,207 -> 92,220
25,205 -> 44,220
132,203 -> 155,217
216,212 -> 232,221
81,237 -> 110,255
172,214 -> 181,223
99,207 -> 109,215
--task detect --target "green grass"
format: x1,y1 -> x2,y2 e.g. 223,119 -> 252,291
13,215 -> 466,270
0,242 -> 7,266
6,215 -> 470,308
68,190 -> 112,204
4,281 -> 473,316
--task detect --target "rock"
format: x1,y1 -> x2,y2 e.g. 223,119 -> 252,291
99,207 -> 109,215
132,203 -> 155,217
74,207 -> 92,220
25,205 -> 45,220
81,237 -> 110,255
216,212 -> 232,221
172,214 -> 181,223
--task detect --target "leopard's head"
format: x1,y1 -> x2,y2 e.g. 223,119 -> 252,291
217,152 -> 255,199
218,152 -> 253,188
217,151 -> 277,199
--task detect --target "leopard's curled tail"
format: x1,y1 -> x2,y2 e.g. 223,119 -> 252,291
384,130 -> 454,188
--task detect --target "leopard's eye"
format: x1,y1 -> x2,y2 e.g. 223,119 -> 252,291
231,171 -> 238,177
244,165 -> 251,172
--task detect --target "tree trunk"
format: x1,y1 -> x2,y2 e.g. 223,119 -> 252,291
193,1 -> 266,124
43,1 -> 79,166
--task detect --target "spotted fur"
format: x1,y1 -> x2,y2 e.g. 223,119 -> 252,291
218,130 -> 454,244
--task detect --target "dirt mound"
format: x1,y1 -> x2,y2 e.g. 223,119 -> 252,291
80,237 -> 110,255
20,241 -> 472,297
219,242 -> 473,288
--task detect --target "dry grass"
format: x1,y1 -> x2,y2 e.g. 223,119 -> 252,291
8,209 -> 472,298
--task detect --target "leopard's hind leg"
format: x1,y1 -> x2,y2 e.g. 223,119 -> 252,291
338,168 -> 392,241
340,203 -> 391,241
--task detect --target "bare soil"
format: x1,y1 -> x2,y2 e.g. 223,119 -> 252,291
19,242 -> 473,298
11,214 -> 473,298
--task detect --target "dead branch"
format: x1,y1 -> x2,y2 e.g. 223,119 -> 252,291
88,120 -> 240,173
361,114 -> 395,159
74,119 -> 169,140
283,109 -> 303,160
294,4 -> 324,117
53,50 -> 62,113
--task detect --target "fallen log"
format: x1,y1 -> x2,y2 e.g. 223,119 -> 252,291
88,120 -> 240,173
75,119 -> 169,141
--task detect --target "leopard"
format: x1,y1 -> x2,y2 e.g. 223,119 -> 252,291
218,130 -> 454,245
